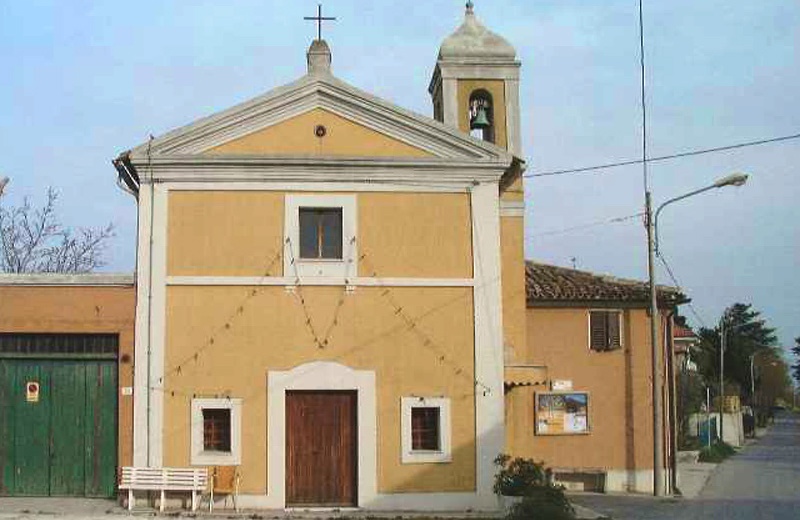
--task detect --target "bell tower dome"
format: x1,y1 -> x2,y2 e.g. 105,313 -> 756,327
429,1 -> 522,155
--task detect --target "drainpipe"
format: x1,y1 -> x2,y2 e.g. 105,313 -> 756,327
112,152 -> 140,197
113,150 -> 149,464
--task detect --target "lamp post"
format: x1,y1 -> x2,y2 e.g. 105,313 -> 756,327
646,172 -> 748,496
717,315 -> 750,443
750,350 -> 773,401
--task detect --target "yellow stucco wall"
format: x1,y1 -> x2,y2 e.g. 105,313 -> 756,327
206,108 -> 432,157
506,307 -> 666,472
358,193 -> 473,278
500,217 -> 526,362
167,191 -> 474,279
457,79 -> 508,150
168,191 -> 285,277
0,285 -> 136,468
501,176 -> 524,202
162,286 -> 476,493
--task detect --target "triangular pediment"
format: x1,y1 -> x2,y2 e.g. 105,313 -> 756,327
206,108 -> 432,158
127,72 -> 513,162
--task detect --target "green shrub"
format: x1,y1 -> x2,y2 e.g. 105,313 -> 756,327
506,489 -> 575,520
493,454 -> 549,496
494,454 -> 575,520
679,435 -> 702,451
698,441 -> 736,462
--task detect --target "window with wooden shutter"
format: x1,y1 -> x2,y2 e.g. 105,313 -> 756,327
411,407 -> 441,451
589,311 -> 622,351
401,397 -> 452,463
191,398 -> 242,465
202,408 -> 231,452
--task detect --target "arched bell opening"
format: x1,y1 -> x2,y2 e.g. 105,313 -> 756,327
468,89 -> 495,143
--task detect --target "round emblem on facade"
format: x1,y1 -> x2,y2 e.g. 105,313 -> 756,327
314,124 -> 327,138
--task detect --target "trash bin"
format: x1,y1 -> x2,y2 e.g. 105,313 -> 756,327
699,416 -> 718,446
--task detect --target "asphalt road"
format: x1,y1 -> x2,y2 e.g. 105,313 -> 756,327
572,411 -> 800,519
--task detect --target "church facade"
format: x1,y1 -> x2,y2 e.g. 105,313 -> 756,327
114,3 -> 525,510
111,3 -> 681,509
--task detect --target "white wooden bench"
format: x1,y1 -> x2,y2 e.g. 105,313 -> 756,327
119,467 -> 209,512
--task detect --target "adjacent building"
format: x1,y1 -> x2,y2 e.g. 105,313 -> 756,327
506,262 -> 686,493
0,274 -> 135,497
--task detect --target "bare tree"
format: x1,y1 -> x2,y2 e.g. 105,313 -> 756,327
0,187 -> 114,273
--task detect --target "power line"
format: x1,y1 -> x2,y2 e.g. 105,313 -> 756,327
656,251 -> 707,329
526,132 -> 800,178
527,212 -> 643,239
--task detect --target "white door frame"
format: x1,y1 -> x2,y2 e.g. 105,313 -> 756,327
266,361 -> 377,508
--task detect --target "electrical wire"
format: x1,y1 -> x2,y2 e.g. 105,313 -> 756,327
525,132 -> 800,179
656,251 -> 707,329
527,212 -> 643,239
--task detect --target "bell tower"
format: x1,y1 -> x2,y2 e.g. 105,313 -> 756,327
429,1 -> 522,155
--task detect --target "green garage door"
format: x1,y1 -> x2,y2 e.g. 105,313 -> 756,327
0,334 -> 118,497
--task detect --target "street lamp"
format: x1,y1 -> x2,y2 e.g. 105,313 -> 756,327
645,171 -> 748,496
750,350 -> 775,401
654,172 -> 749,254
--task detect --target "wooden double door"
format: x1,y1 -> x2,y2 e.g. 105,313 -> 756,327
285,390 -> 357,506
0,358 -> 118,497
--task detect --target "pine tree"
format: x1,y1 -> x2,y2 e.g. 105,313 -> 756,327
694,303 -> 779,398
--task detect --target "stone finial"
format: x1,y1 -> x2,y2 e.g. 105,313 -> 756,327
466,1 -> 474,14
307,39 -> 332,74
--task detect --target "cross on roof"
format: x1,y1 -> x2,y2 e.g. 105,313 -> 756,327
304,4 -> 336,41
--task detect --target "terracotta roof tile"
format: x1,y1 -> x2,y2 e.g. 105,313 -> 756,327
674,325 -> 697,339
526,261 -> 687,306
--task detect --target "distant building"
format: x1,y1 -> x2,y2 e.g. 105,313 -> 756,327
674,324 -> 699,372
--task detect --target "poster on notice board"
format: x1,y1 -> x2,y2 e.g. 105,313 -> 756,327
535,392 -> 589,435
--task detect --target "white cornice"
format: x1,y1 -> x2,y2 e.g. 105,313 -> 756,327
500,199 -> 525,217
131,155 -> 508,185
125,73 -> 515,164
166,276 -> 474,287
0,273 -> 135,286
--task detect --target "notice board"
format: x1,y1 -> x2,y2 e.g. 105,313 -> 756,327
535,391 -> 589,435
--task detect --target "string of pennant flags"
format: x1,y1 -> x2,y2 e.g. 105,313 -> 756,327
157,246 -> 284,384
156,234 -> 496,398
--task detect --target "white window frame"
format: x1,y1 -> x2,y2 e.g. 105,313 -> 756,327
400,396 -> 452,464
190,398 -> 242,466
284,194 -> 357,279
587,309 -> 624,352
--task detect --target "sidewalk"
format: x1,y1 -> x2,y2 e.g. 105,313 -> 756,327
0,496 -> 607,520
675,450 -> 717,499
0,497 -> 115,519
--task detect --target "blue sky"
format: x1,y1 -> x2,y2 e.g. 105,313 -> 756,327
1,1 -> 798,351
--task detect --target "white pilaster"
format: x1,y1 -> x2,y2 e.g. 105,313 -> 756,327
504,78 -> 522,156
470,181 -> 505,507
442,77 -> 460,130
132,183 -> 153,467
148,183 -> 168,467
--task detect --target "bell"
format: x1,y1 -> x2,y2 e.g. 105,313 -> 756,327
470,106 -> 491,130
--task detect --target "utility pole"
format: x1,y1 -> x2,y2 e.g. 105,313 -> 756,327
645,192 -> 664,496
